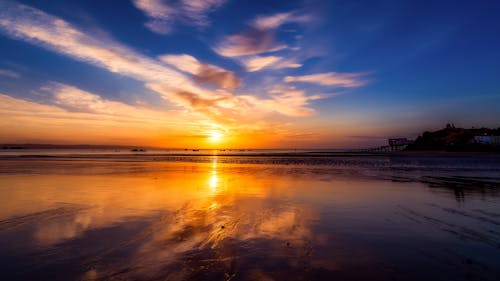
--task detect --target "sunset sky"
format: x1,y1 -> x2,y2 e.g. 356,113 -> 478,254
0,0 -> 499,148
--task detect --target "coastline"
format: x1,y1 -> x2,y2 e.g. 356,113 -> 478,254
1,150 -> 499,160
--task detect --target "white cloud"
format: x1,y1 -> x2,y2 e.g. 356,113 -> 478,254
132,0 -> 226,34
284,72 -> 366,87
241,55 -> 301,72
44,82 -> 150,116
159,54 -> 201,74
242,56 -> 281,72
274,59 -> 302,70
181,0 -> 226,25
239,89 -> 322,117
133,0 -> 172,19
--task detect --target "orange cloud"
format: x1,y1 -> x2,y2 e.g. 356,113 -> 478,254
160,54 -> 240,89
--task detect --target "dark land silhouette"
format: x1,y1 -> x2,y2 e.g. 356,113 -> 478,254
406,125 -> 500,152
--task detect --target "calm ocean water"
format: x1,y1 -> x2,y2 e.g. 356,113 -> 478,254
0,151 -> 499,280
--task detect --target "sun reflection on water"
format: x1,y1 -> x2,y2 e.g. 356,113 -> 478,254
209,170 -> 218,191
209,157 -> 219,192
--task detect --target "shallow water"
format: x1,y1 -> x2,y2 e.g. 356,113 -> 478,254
0,155 -> 499,280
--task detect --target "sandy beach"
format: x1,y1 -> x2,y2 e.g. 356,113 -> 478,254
0,153 -> 499,280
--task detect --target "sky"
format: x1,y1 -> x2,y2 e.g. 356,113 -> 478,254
0,0 -> 499,149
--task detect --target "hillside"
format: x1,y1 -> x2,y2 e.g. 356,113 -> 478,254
406,125 -> 500,151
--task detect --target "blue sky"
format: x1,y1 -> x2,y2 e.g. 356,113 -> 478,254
0,0 -> 499,148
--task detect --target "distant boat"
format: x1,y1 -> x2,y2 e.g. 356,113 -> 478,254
192,149 -> 199,152
131,148 -> 146,152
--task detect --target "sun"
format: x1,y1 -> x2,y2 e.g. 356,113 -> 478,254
208,130 -> 224,142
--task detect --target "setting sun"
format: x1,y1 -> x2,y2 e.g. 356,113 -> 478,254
208,130 -> 224,142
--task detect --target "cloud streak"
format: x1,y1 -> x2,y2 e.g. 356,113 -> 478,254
251,12 -> 311,30
284,72 -> 366,87
0,68 -> 20,78
44,82 -> 164,117
241,55 -> 301,72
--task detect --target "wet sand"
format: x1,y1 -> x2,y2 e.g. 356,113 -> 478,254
0,154 -> 499,280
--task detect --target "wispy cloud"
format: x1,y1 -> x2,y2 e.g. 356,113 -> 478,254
284,72 -> 367,87
133,0 -> 174,34
240,89 -> 322,117
38,82 -> 198,125
251,12 -> 311,30
132,0 -> 226,34
241,55 -> 301,72
0,68 -> 20,78
214,11 -> 310,57
181,0 -> 226,25
43,82 -> 161,117
159,54 -> 239,89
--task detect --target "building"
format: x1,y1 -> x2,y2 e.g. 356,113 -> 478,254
474,135 -> 500,145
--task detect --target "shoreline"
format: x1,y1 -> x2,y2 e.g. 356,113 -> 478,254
1,150 -> 500,161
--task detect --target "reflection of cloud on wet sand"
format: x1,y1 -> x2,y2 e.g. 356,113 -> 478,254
0,202 -> 96,247
90,193 -> 317,280
33,205 -> 94,246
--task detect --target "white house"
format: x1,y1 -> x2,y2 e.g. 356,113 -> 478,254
474,135 -> 500,145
